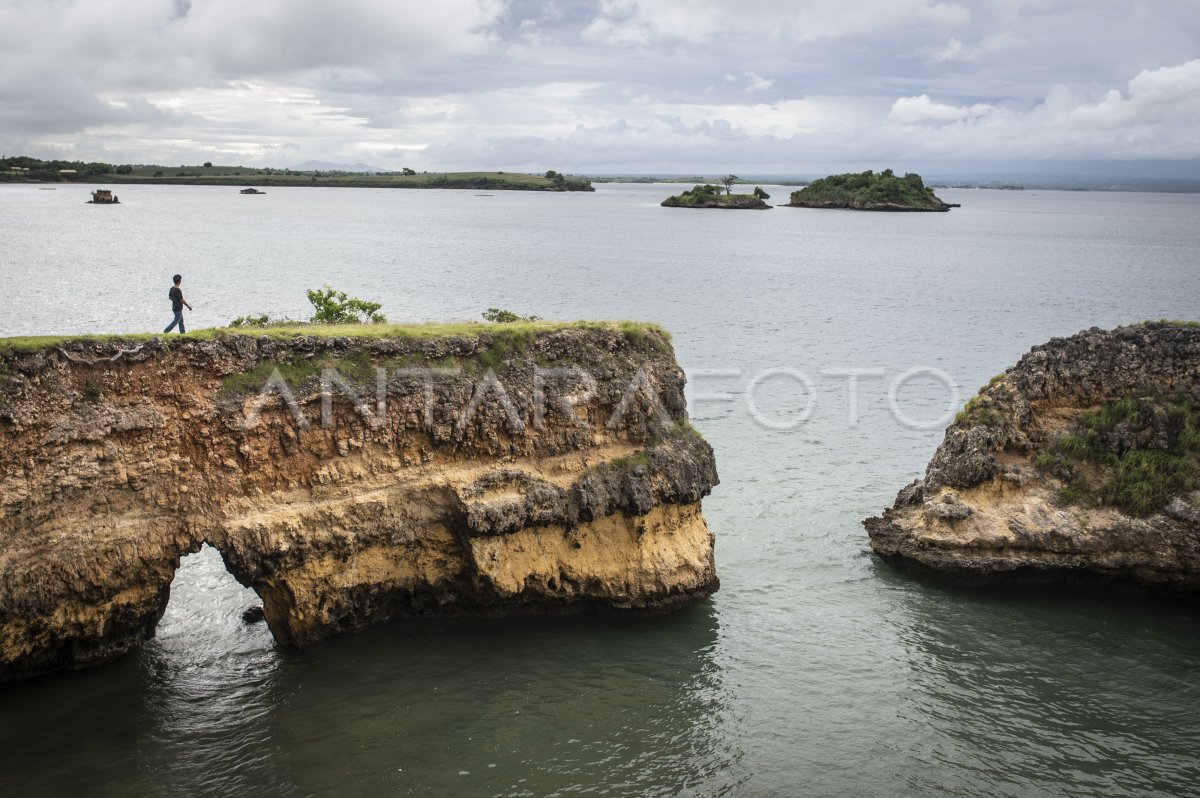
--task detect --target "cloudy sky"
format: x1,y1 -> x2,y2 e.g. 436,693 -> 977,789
2,0 -> 1199,173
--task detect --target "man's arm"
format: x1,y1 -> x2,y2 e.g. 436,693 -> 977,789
181,291 -> 193,311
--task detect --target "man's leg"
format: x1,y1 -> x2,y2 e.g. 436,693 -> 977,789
164,311 -> 182,333
179,312 -> 185,334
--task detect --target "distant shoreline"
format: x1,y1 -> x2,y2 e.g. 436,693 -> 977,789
7,174 -> 595,192
1,158 -> 594,192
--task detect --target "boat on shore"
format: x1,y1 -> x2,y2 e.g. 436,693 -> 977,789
87,189 -> 119,204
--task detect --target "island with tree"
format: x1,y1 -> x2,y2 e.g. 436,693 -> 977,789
786,169 -> 956,211
661,176 -> 772,209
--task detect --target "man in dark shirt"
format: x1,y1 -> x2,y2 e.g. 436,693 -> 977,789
163,273 -> 193,334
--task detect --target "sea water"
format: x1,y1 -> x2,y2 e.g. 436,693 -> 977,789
1,182 -> 1199,797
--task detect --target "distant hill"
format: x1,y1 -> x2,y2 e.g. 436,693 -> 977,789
291,160 -> 387,174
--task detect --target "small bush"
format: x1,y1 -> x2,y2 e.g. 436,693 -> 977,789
229,313 -> 274,328
307,285 -> 386,324
955,395 -> 1003,427
482,308 -> 541,323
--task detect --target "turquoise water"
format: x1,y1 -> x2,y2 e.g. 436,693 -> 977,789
2,183 -> 1199,796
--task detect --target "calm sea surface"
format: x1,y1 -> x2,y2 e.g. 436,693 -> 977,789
2,183 -> 1199,797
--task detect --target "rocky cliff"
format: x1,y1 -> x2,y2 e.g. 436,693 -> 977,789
865,322 -> 1200,590
0,323 -> 719,681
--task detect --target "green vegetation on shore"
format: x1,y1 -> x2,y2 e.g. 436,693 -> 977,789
0,156 -> 593,192
787,169 -> 950,210
661,183 -> 771,209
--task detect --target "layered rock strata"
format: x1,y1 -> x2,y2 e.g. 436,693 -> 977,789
0,324 -> 718,680
865,323 -> 1200,590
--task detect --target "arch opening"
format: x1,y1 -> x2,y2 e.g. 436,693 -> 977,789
149,543 -> 279,664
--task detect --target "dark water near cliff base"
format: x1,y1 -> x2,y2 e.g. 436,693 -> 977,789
2,184 -> 1200,797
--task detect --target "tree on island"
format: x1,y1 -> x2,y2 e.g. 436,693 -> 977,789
720,175 -> 738,195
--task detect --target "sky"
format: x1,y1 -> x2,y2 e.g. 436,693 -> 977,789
1,0 -> 1199,174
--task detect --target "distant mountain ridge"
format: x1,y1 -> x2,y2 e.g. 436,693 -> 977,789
291,160 -> 387,173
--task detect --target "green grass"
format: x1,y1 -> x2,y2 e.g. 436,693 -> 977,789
606,452 -> 653,471
1035,393 -> 1200,515
955,395 -> 1004,427
1150,319 -> 1200,327
1083,397 -> 1140,429
217,352 -> 380,397
1100,450 -> 1196,516
473,328 -> 537,372
4,319 -> 679,406
0,320 -> 671,353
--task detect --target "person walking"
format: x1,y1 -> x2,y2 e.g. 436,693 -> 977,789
164,274 -> 192,334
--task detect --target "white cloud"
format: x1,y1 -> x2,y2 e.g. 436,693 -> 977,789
744,73 -> 775,93
889,95 -> 997,123
1054,59 -> 1200,130
3,1 -> 1199,170
882,59 -> 1200,160
582,0 -> 968,45
927,33 -> 1022,63
722,72 -> 775,93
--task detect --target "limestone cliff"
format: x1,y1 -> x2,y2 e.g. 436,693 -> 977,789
865,323 -> 1200,591
0,323 -> 718,681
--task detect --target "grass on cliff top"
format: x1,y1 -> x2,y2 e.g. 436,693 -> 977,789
1149,318 -> 1200,327
0,320 -> 671,353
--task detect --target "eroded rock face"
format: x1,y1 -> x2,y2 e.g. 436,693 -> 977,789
0,325 -> 719,680
864,323 -> 1200,591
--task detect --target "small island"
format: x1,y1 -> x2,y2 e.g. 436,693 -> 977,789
787,169 -> 956,212
661,182 -> 772,209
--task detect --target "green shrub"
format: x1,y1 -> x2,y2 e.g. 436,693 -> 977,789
481,308 -> 541,323
662,184 -> 722,206
955,395 -> 1003,427
307,285 -> 386,324
229,313 -> 274,328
